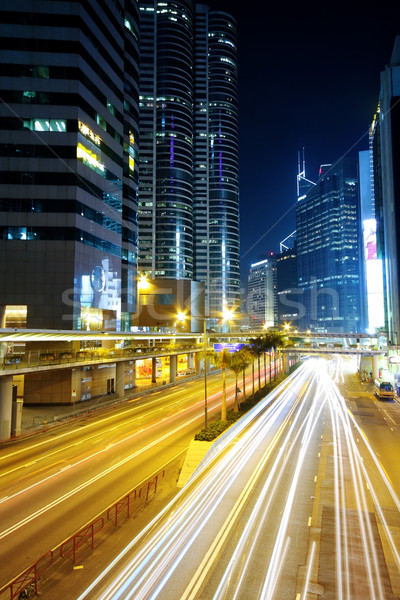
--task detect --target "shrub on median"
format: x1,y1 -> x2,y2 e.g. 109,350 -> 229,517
194,376 -> 286,442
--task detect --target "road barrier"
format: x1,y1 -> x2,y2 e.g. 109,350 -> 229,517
107,491 -> 135,526
0,469 -> 166,599
6,551 -> 53,600
60,517 -> 104,564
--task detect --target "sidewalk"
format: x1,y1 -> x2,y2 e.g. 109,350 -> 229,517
18,377 -> 171,432
19,371 -> 220,435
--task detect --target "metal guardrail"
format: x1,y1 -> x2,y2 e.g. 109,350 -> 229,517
0,469 -> 166,598
0,345 -> 202,374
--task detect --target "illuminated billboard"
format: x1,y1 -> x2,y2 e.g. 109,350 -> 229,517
363,219 -> 384,330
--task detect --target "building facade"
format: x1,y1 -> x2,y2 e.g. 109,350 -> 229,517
276,244 -> 298,326
371,36 -> 400,343
296,157 -> 363,333
0,0 -> 140,331
359,149 -> 384,333
137,0 -> 194,280
137,2 -> 240,323
247,256 -> 277,329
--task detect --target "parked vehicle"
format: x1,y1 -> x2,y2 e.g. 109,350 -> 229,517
374,379 -> 395,400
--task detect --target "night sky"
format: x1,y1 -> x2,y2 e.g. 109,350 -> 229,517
203,1 -> 400,288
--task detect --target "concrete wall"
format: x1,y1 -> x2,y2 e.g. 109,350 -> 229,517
24,369 -> 72,405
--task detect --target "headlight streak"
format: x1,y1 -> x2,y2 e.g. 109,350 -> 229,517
101,375 -> 311,600
259,370 -> 326,600
335,396 -> 384,599
322,363 -> 393,599
210,370 -> 322,600
301,540 -> 316,600
0,410 -> 204,540
326,373 -> 348,600
76,363 -> 317,600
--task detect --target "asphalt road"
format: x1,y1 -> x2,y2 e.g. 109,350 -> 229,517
72,355 -> 400,600
0,364 -> 270,592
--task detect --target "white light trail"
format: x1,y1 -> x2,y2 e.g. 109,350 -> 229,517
76,362 -> 316,600
75,357 -> 400,600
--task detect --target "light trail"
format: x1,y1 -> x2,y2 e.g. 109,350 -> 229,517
0,409 -> 203,540
321,361 -> 398,599
210,369 -> 322,600
75,361 -> 317,600
36,356 -> 400,600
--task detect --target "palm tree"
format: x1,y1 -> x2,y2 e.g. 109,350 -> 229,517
228,351 -> 242,412
264,330 -> 287,381
217,348 -> 231,421
228,348 -> 253,412
239,347 -> 254,402
249,336 -> 265,391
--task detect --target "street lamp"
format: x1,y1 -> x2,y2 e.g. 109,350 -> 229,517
138,274 -> 150,290
203,316 -> 208,429
176,311 -> 186,333
222,307 -> 235,334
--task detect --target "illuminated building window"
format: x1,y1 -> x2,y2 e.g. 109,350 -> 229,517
76,143 -> 105,176
24,119 -> 66,132
78,121 -> 101,145
96,113 -> 107,131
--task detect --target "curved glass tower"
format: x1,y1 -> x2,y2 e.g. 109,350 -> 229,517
206,10 -> 240,319
139,0 -> 193,279
138,2 -> 240,324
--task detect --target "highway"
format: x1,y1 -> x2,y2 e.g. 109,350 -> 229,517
75,356 -> 400,600
0,364 -> 271,590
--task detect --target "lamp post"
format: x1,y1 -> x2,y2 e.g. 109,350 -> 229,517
203,316 -> 208,429
176,311 -> 186,333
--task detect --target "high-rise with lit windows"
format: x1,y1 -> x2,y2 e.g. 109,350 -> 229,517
371,36 -> 400,342
296,157 -> 363,333
0,0 -> 140,331
247,256 -> 277,329
193,6 -> 240,320
137,1 -> 240,322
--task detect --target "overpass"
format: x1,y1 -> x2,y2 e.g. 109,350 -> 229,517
0,328 -> 386,441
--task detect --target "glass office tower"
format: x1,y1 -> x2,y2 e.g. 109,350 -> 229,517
0,0 -> 140,331
371,36 -> 400,343
138,1 -> 240,323
296,157 -> 363,333
247,256 -> 277,329
194,6 -> 240,320
138,0 -> 194,280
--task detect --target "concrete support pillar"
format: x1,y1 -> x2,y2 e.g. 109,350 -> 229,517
71,367 -> 82,404
194,353 -> 201,375
188,353 -> 194,369
0,306 -> 7,366
151,357 -> 157,383
116,362 -> 125,398
11,397 -> 23,437
0,375 -> 13,440
372,354 -> 379,381
169,354 -> 177,383
127,360 -> 136,388
0,305 -> 6,327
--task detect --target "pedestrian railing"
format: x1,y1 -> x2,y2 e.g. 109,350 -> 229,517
0,469 -> 166,599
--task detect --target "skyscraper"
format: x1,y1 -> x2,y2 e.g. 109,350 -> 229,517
247,256 -> 277,329
358,149 -> 384,333
138,1 -> 240,323
0,0 -> 140,331
138,0 -> 194,280
194,6 -> 240,321
296,157 -> 363,333
276,244 -> 298,326
371,36 -> 400,342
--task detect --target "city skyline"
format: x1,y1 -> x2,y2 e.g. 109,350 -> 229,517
205,1 -> 400,284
